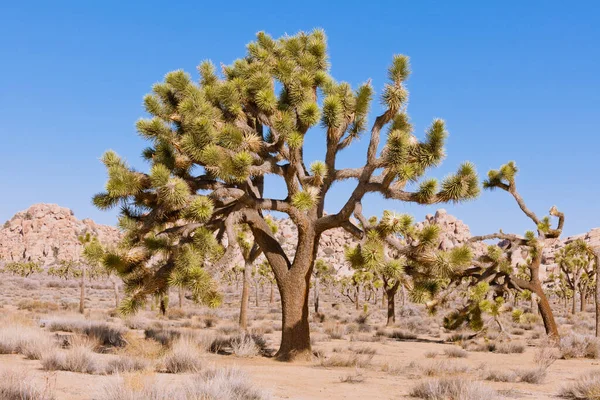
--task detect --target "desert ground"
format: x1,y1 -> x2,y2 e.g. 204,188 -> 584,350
1,273 -> 599,400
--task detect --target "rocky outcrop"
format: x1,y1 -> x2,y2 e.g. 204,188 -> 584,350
0,204 -> 120,265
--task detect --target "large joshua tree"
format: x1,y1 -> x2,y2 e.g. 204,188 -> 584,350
446,162 -> 564,338
93,29 -> 479,360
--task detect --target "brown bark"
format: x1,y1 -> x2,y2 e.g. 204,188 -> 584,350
239,260 -> 252,330
581,290 -> 587,313
313,277 -> 320,314
276,262 -> 313,361
386,282 -> 400,326
178,286 -> 184,309
535,285 -> 558,338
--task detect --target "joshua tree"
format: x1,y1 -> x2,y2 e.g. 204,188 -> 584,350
312,258 -> 334,314
93,29 -> 479,360
346,210 -> 473,326
447,162 -> 563,338
556,239 -> 596,313
2,261 -> 42,277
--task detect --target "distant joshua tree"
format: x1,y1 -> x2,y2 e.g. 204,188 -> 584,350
446,162 -> 564,338
93,29 -> 479,360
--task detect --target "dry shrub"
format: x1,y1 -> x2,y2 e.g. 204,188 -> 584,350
495,341 -> 525,354
560,334 -> 600,359
324,322 -> 346,339
41,343 -> 102,374
161,337 -> 203,373
410,377 -> 497,399
0,324 -> 58,359
120,332 -> 165,359
340,368 -> 366,384
559,370 -> 600,399
144,327 -> 181,346
317,353 -> 373,368
17,299 -> 59,312
376,328 -> 416,340
0,369 -> 55,400
98,368 -> 269,400
482,369 -> 517,382
444,347 -> 468,358
231,335 -> 260,358
46,318 -> 126,348
419,360 -> 470,377
424,351 -> 437,359
515,367 -> 547,384
167,308 -> 186,320
190,367 -> 270,399
106,356 -> 149,374
349,345 -> 376,355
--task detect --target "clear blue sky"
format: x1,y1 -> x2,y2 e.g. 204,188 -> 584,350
1,1 -> 598,237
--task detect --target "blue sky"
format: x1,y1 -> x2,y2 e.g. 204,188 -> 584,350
0,1 -> 598,237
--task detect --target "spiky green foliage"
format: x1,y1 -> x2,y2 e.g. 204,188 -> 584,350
2,261 -> 42,277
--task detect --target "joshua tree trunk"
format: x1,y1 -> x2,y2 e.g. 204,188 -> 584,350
79,265 -> 86,314
239,260 -> 252,330
355,287 -> 360,311
313,277 -> 320,314
178,286 -> 184,308
386,282 -> 400,326
572,289 -> 578,315
111,276 -> 119,308
581,289 -> 587,313
534,285 -> 558,338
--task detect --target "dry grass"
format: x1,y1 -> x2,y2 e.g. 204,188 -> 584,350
418,360 -> 470,377
444,347 -> 468,358
410,377 -> 497,399
339,368 -> 366,384
560,334 -> 600,359
559,371 -> 600,399
317,353 -> 374,368
41,343 -> 101,374
494,341 -> 525,354
106,356 -> 149,374
161,337 -> 203,373
0,369 -> 55,400
482,369 -> 517,382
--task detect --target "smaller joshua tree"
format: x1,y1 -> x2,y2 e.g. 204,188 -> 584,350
2,261 -> 42,277
312,258 -> 335,314
346,207 -> 473,326
556,239 -> 596,314
447,162 -> 564,338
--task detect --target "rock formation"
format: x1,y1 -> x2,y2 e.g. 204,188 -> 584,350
0,203 -> 120,265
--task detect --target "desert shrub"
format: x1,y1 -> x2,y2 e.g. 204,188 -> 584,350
231,335 -> 259,358
560,334 -> 600,359
167,308 -> 186,320
515,367 -> 547,384
511,328 -> 525,336
204,316 -> 217,328
17,299 -> 59,312
376,328 -> 416,340
144,327 -> 181,346
120,332 -> 165,359
410,377 -> 497,399
350,346 -> 376,355
340,368 -> 366,384
559,370 -> 600,399
446,333 -> 471,343
398,304 -> 422,317
464,340 -> 496,353
0,324 -> 57,359
482,369 -> 517,382
0,370 -> 55,400
218,324 -> 239,335
189,367 -> 270,399
534,345 -> 559,369
162,338 -> 203,373
317,353 -> 373,368
444,347 -> 468,358
124,316 -> 148,330
424,351 -> 437,359
419,360 -> 469,377
521,313 -> 541,324
22,280 -> 40,290
106,356 -> 149,374
324,322 -> 346,339
46,318 -> 126,348
495,341 -> 525,354
41,344 -> 101,374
